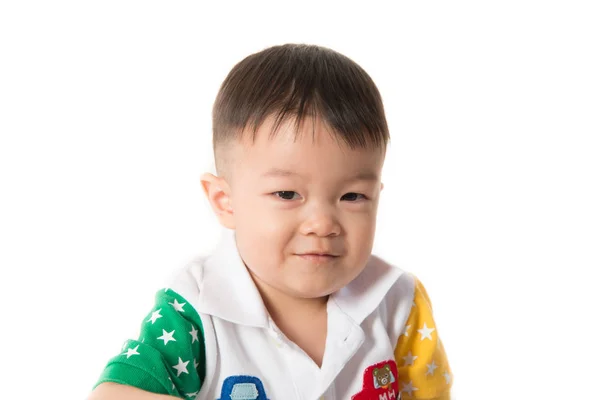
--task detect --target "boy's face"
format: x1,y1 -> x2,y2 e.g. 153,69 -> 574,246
204,116 -> 385,300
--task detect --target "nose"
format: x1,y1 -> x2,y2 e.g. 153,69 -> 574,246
299,209 -> 341,237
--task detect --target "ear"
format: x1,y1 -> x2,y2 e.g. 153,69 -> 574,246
200,172 -> 235,229
380,182 -> 385,191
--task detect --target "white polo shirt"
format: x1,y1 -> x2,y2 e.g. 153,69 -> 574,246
95,229 -> 452,400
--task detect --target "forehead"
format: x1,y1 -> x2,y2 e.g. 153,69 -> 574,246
231,116 -> 385,180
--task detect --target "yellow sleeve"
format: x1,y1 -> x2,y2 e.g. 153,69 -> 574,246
394,276 -> 452,400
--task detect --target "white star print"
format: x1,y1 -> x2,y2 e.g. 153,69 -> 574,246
402,324 -> 411,337
157,329 -> 176,345
169,299 -> 186,312
402,351 -> 418,366
186,390 -> 199,398
426,361 -> 438,376
189,325 -> 199,343
401,381 -> 419,396
172,357 -> 190,377
443,371 -> 452,384
147,309 -> 163,324
123,345 -> 140,359
417,322 -> 435,341
168,377 -> 175,390
193,358 -> 199,370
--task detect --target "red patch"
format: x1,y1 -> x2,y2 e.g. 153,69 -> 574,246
351,360 -> 400,400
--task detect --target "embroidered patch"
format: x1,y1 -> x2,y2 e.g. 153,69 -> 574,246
352,360 -> 401,400
217,376 -> 269,400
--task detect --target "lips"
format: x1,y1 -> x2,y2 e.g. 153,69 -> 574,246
295,253 -> 340,263
299,252 -> 337,256
297,249 -> 339,256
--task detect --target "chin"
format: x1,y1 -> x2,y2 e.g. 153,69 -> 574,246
287,282 -> 341,299
295,290 -> 331,299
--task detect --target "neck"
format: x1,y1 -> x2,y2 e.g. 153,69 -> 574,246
248,270 -> 329,367
249,271 -> 328,321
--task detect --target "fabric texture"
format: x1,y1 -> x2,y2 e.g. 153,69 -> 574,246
95,289 -> 206,399
93,229 -> 452,398
394,277 -> 452,399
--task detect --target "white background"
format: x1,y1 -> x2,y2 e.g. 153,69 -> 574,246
1,1 -> 599,399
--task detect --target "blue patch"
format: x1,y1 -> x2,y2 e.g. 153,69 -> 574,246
217,376 -> 269,400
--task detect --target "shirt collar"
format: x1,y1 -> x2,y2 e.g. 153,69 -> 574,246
330,254 -> 404,325
195,228 -> 270,328
194,228 -> 404,328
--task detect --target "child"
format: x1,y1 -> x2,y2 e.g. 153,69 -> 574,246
89,44 -> 452,400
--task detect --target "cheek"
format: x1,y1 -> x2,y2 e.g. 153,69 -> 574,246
347,211 -> 377,238
234,204 -> 291,264
237,197 -> 294,233
344,214 -> 377,260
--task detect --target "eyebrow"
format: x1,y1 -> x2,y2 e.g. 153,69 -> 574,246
261,168 -> 379,182
261,168 -> 300,178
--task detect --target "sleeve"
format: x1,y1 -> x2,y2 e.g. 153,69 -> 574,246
394,276 -> 452,400
94,288 -> 206,399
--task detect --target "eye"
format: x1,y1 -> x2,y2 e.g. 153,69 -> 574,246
341,192 -> 367,201
273,191 -> 300,200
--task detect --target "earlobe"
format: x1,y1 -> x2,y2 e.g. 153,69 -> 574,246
380,182 -> 385,191
200,173 -> 235,229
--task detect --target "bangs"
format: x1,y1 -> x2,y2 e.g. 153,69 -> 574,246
212,44 -> 389,151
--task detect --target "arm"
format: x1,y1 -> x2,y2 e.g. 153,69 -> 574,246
88,382 -> 182,400
90,289 -> 206,399
394,276 -> 453,400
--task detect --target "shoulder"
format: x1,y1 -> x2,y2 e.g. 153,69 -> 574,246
332,254 -> 416,331
393,275 -> 454,398
362,255 -> 418,338
162,255 -> 208,307
361,260 -> 454,397
94,257 -> 212,397
358,255 -> 442,343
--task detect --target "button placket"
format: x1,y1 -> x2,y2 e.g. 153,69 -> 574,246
266,327 -> 282,347
267,319 -> 285,348
316,301 -> 366,399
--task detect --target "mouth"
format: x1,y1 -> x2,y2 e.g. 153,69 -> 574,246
295,253 -> 340,263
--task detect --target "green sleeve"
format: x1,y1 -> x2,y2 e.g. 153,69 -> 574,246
94,289 -> 206,399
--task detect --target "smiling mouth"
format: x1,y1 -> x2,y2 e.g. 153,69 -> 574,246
296,254 -> 339,263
